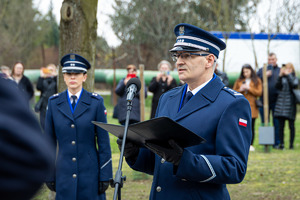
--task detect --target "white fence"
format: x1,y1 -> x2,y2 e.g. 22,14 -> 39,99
213,32 -> 300,73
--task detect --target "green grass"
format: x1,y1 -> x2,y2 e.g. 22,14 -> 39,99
32,95 -> 300,200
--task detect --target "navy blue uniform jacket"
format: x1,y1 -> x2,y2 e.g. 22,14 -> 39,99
127,76 -> 252,199
0,78 -> 54,200
45,89 -> 112,200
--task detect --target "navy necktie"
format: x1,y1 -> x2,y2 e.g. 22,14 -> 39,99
182,91 -> 193,108
71,95 -> 77,109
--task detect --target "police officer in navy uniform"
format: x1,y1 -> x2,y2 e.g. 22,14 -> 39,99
118,23 -> 252,199
45,53 -> 113,200
0,77 -> 55,200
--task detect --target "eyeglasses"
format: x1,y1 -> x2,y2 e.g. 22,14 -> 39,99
171,52 -> 209,62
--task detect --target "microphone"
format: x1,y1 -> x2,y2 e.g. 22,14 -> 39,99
126,78 -> 141,101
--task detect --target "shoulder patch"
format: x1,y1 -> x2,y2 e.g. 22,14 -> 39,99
49,93 -> 59,100
223,87 -> 243,97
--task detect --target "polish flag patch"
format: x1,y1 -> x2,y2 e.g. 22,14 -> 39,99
239,118 -> 247,127
104,110 -> 107,115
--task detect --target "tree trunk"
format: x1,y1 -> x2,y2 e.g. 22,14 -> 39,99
58,0 -> 98,92
250,33 -> 259,71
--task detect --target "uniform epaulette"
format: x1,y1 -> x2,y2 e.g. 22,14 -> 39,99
49,93 -> 59,100
169,86 -> 182,92
91,92 -> 101,100
222,87 -> 243,97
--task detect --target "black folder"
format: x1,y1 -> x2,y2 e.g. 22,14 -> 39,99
92,117 -> 205,148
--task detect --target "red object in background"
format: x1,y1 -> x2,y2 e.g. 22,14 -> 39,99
126,73 -> 137,79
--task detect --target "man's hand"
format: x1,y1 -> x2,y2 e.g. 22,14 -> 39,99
98,181 -> 109,194
116,139 -> 139,160
46,182 -> 56,192
266,70 -> 272,77
145,139 -> 183,166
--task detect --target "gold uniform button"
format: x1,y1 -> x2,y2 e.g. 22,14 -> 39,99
71,124 -> 75,128
73,174 -> 77,178
72,141 -> 76,145
161,158 -> 165,163
156,186 -> 161,192
72,157 -> 76,162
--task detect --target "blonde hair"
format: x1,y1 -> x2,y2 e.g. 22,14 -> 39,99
285,62 -> 295,73
46,63 -> 57,69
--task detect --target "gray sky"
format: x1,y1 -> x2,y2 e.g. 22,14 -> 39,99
33,0 -> 297,47
33,0 -> 121,47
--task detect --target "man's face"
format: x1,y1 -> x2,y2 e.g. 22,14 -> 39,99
268,55 -> 277,66
175,51 -> 208,84
63,73 -> 87,91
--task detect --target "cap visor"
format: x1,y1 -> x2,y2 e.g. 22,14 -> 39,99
63,70 -> 86,74
169,46 -> 202,52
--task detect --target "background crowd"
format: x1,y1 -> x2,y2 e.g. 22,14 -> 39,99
1,52 -> 299,152
0,50 -> 299,200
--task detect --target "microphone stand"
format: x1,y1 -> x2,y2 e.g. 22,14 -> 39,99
110,100 -> 133,200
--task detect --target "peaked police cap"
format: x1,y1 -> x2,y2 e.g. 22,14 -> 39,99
60,53 -> 91,73
170,23 -> 226,58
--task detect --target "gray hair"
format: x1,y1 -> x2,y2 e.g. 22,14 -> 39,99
157,60 -> 172,70
212,56 -> 218,71
0,65 -> 10,71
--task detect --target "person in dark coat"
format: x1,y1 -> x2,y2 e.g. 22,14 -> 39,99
214,62 -> 229,87
274,63 -> 299,149
36,64 -> 57,130
115,64 -> 147,125
149,60 -> 177,119
0,77 -> 55,200
45,53 -> 113,200
257,52 -> 281,147
118,23 -> 252,199
11,62 -> 34,102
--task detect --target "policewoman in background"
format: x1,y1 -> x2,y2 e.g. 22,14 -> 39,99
45,53 -> 112,200
233,64 -> 262,151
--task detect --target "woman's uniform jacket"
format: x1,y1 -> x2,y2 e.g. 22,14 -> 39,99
45,89 -> 112,200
